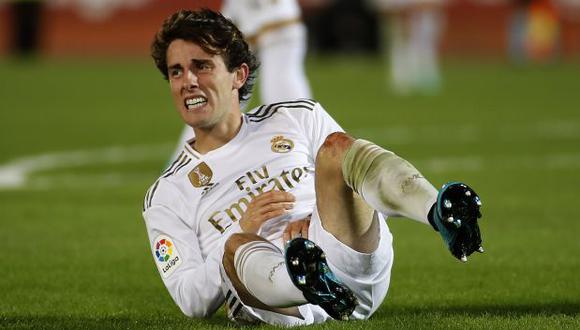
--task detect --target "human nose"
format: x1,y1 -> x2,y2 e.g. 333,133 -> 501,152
182,69 -> 198,92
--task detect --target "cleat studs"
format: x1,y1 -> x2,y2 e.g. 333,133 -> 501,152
320,252 -> 326,260
465,190 -> 472,197
291,258 -> 300,266
447,216 -> 454,223
477,246 -> 485,253
304,241 -> 315,249
444,199 -> 452,209
460,255 -> 467,262
454,219 -> 462,228
297,275 -> 306,285
475,197 -> 482,207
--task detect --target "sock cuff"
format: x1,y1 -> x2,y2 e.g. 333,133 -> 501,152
342,139 -> 393,196
234,240 -> 282,283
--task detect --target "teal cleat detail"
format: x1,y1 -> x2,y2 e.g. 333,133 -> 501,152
285,238 -> 358,320
428,182 -> 483,262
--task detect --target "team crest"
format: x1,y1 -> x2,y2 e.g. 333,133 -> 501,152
271,135 -> 294,153
188,162 -> 213,187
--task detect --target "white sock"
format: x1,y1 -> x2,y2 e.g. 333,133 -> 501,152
257,23 -> 312,103
342,139 -> 437,224
234,241 -> 307,308
387,15 -> 412,94
409,9 -> 442,91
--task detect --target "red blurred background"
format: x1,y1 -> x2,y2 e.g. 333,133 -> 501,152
0,0 -> 579,58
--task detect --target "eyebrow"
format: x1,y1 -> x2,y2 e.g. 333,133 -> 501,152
167,59 -> 214,72
192,59 -> 214,66
167,63 -> 182,71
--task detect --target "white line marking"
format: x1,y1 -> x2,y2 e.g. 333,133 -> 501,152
414,152 -> 580,173
351,120 -> 580,144
0,144 -> 171,189
0,143 -> 579,190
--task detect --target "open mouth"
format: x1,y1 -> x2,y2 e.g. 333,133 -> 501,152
184,96 -> 207,111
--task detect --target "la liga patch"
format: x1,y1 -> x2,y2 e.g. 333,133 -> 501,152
153,235 -> 182,278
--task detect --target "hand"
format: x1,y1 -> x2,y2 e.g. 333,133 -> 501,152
428,182 -> 484,262
283,215 -> 311,243
239,190 -> 295,234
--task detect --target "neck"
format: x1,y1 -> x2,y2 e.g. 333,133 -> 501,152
192,112 -> 243,154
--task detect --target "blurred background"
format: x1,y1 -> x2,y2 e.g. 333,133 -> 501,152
1,0 -> 580,59
1,0 -> 579,328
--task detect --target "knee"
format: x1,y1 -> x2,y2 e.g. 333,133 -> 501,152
223,233 -> 265,266
316,132 -> 354,168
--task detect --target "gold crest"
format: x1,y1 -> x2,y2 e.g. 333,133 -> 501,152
271,135 -> 294,153
188,162 -> 213,187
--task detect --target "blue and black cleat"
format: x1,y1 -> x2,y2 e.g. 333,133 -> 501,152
428,182 -> 483,262
285,237 -> 358,320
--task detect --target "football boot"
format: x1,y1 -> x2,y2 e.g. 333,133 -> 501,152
285,237 -> 358,320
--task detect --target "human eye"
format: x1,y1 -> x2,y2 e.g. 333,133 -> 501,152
196,61 -> 213,72
168,67 -> 183,78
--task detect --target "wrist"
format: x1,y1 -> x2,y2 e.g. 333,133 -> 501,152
239,218 -> 261,235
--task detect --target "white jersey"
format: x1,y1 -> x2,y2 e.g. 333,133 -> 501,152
142,99 -> 342,317
221,0 -> 302,39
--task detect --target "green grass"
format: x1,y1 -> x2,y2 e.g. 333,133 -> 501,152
1,56 -> 579,329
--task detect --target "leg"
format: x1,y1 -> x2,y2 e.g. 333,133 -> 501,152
223,233 -> 359,321
408,5 -> 443,93
315,132 -> 379,253
257,23 -> 312,103
222,233 -> 303,317
387,10 -> 413,94
315,132 -> 438,252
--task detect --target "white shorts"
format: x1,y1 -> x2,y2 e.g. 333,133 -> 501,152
219,207 -> 394,326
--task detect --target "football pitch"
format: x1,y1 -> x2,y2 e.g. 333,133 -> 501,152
0,56 -> 579,329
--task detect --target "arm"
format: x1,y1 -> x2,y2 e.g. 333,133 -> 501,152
143,201 -> 224,317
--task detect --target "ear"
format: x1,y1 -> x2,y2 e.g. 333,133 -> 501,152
232,63 -> 249,90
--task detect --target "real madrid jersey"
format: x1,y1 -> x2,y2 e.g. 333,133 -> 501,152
142,99 -> 343,317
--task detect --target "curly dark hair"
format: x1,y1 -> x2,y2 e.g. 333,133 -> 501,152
151,9 -> 259,104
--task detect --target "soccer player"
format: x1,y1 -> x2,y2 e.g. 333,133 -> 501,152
171,0 -> 311,159
143,9 -> 484,326
371,0 -> 446,94
221,0 -> 311,104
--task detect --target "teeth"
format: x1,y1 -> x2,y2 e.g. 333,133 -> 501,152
185,97 -> 206,110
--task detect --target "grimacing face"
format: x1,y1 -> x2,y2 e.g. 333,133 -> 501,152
165,39 -> 245,130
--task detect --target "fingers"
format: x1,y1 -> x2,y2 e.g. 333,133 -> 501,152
251,190 -> 294,210
283,216 -> 312,243
251,190 -> 295,208
283,222 -> 302,242
247,191 -> 294,220
240,191 -> 296,234
301,218 -> 310,239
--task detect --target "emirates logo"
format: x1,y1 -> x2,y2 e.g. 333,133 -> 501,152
188,162 -> 213,187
